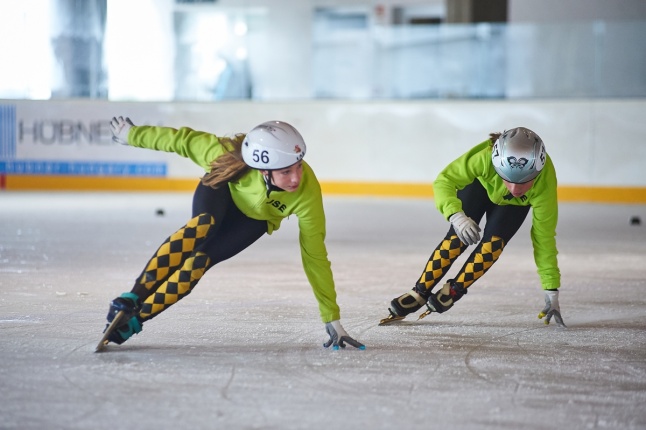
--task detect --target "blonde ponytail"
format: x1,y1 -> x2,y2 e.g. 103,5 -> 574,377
201,134 -> 250,189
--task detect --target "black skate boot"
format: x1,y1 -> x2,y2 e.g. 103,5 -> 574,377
379,290 -> 427,325
418,280 -> 467,320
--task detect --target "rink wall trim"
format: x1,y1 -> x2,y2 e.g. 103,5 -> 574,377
2,174 -> 646,203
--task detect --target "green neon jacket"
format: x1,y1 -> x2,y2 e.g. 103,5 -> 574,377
127,125 -> 340,323
433,139 -> 560,290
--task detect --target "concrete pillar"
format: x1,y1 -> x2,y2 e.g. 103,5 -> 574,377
446,0 -> 507,23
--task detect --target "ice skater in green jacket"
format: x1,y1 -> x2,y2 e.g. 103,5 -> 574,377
379,127 -> 566,327
102,116 -> 364,350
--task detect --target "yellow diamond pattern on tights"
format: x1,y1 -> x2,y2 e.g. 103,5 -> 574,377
139,252 -> 210,321
135,214 -> 214,292
418,235 -> 465,289
456,236 -> 505,288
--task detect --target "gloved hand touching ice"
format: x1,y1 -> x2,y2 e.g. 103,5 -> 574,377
323,320 -> 365,350
538,290 -> 567,328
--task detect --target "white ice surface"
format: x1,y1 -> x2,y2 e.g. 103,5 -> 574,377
1,192 -> 645,430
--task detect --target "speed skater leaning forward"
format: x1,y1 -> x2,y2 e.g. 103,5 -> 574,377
379,127 -> 566,327
101,116 -> 365,351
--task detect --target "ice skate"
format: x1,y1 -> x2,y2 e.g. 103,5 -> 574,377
95,292 -> 142,352
95,310 -> 129,352
378,311 -> 406,326
416,281 -> 468,322
416,310 -> 432,321
378,290 -> 427,325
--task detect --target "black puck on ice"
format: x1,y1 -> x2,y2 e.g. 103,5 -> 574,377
156,208 -> 165,216
630,216 -> 641,225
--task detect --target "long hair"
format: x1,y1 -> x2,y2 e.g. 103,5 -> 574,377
489,132 -> 502,145
201,133 -> 250,189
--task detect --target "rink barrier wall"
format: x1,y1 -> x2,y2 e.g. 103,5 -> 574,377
2,174 -> 646,203
1,99 -> 645,203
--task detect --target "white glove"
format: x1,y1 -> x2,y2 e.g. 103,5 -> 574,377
538,290 -> 567,328
323,320 -> 365,350
449,211 -> 481,245
110,116 -> 134,145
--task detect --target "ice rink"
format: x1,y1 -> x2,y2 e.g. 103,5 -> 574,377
1,191 -> 645,430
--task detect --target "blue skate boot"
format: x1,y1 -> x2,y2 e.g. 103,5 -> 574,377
102,292 -> 143,346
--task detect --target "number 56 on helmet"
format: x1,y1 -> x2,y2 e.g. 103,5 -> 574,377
241,121 -> 307,170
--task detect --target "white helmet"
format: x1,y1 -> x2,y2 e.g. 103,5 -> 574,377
241,121 -> 306,170
491,127 -> 546,184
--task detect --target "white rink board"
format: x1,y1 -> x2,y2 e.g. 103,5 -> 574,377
2,98 -> 645,186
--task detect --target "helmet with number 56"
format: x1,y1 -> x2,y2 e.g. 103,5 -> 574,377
241,121 -> 306,170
